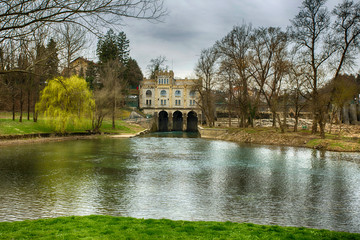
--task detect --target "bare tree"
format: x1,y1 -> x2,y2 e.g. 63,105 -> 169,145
248,27 -> 288,127
216,23 -> 252,127
147,55 -> 168,79
332,0 -> 360,78
58,23 -> 87,77
98,59 -> 127,129
0,0 -> 166,42
194,47 -> 218,127
218,58 -> 236,127
290,0 -> 335,138
288,54 -> 308,132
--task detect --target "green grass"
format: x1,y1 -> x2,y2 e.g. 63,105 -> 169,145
100,120 -> 141,134
0,119 -> 54,135
306,139 -> 322,148
0,216 -> 358,240
0,118 -> 144,136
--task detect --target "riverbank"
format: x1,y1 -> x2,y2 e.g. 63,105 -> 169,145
0,215 -> 358,239
199,126 -> 360,152
0,118 -> 146,146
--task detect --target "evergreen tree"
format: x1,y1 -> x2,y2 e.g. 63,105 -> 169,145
45,38 -> 59,79
124,58 -> 143,88
117,32 -> 130,64
97,29 -> 130,64
97,29 -> 119,63
85,61 -> 97,90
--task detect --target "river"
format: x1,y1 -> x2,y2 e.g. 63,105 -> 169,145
0,133 -> 359,233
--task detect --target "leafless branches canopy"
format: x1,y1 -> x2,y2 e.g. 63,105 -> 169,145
0,0 -> 166,40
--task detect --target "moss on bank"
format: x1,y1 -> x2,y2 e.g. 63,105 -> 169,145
0,215 -> 358,239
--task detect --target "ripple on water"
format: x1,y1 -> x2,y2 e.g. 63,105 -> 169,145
0,136 -> 359,233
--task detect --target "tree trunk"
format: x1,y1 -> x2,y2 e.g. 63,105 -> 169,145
311,114 -> 318,134
27,89 -> 31,120
19,88 -> 23,122
318,112 -> 326,139
276,114 -> 285,133
12,91 -> 16,121
294,115 -> 299,132
228,90 -> 232,127
272,111 -> 276,127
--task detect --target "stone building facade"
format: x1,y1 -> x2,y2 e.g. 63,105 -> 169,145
139,70 -> 201,131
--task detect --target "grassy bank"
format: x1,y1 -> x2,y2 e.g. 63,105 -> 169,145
202,127 -> 360,152
0,215 -> 358,239
0,118 -> 144,136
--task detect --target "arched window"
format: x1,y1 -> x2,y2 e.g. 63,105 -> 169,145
175,90 -> 181,97
146,90 -> 152,97
189,90 -> 196,97
160,90 -> 167,97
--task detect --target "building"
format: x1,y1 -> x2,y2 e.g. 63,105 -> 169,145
68,57 -> 93,77
139,70 -> 201,132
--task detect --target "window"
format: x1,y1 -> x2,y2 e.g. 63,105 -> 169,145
146,90 -> 152,97
146,99 -> 151,105
160,90 -> 167,97
161,99 -> 166,106
189,90 -> 196,97
190,100 -> 196,106
175,100 -> 181,106
175,90 -> 181,97
166,78 -> 169,84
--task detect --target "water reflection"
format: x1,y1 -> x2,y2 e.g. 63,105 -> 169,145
0,136 -> 360,233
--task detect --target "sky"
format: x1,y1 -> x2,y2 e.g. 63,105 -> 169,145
85,0 -> 341,79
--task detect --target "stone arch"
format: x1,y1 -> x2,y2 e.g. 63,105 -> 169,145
172,111 -> 183,131
158,111 -> 169,132
187,111 -> 198,132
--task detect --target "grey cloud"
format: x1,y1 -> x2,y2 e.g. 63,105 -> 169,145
111,0 -> 341,78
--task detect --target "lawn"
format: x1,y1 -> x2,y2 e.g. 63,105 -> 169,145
0,118 -> 144,136
0,215 -> 358,240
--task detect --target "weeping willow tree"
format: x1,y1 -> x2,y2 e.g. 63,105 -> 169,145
36,76 -> 95,133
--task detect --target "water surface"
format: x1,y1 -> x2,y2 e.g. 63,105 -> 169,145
0,134 -> 359,233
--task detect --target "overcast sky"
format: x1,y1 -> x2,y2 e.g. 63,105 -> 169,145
86,0 -> 341,79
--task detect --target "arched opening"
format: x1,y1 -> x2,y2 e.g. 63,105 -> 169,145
160,90 -> 167,97
146,90 -> 152,97
175,90 -> 181,97
158,111 -> 169,132
187,111 -> 198,132
172,111 -> 183,131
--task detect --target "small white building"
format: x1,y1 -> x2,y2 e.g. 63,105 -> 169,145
139,70 -> 201,131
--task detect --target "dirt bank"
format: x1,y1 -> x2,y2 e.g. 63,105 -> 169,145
0,134 -> 104,147
200,127 -> 360,152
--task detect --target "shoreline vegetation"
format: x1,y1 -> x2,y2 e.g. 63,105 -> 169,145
199,126 -> 360,153
1,116 -> 360,152
0,215 -> 359,239
0,117 -> 146,146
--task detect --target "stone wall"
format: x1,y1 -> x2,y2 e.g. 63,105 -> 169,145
198,126 -> 228,139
